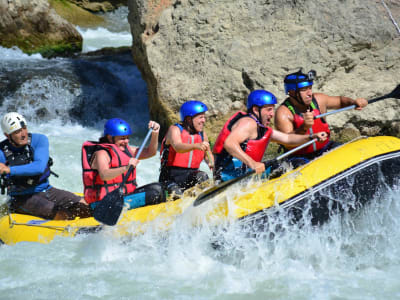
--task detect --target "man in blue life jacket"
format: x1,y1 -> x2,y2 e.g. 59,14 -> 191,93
0,112 -> 91,220
159,100 -> 214,196
274,69 -> 368,167
213,90 -> 328,182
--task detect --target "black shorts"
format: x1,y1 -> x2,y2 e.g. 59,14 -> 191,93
159,166 -> 209,192
9,187 -> 82,219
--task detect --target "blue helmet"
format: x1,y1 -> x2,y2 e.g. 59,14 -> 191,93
284,69 -> 316,94
180,100 -> 208,121
104,118 -> 132,136
247,90 -> 277,110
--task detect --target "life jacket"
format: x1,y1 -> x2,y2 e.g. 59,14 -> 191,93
81,141 -> 137,204
213,111 -> 273,162
283,96 -> 330,155
0,134 -> 52,194
160,124 -> 205,170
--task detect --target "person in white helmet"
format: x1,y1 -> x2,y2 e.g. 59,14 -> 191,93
0,112 -> 91,220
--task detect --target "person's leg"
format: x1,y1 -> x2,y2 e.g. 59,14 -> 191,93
124,183 -> 166,209
287,156 -> 310,169
46,187 -> 92,220
161,167 -> 191,196
185,170 -> 209,189
165,182 -> 183,198
159,167 -> 184,197
142,182 -> 167,206
324,141 -> 342,152
10,192 -> 56,219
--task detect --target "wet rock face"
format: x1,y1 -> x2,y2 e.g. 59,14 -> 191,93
0,50 -> 148,127
0,0 -> 82,57
128,0 -> 400,141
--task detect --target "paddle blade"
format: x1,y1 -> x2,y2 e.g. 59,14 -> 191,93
93,189 -> 124,226
369,84 -> 400,104
389,84 -> 400,99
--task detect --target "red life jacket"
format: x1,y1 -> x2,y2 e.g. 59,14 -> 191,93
81,141 -> 137,204
283,97 -> 330,155
160,124 -> 205,169
213,111 -> 273,162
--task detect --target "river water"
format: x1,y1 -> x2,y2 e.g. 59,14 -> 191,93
1,7 -> 400,300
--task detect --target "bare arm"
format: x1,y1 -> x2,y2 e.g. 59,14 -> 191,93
166,125 -> 209,153
133,120 -> 160,159
224,117 -> 264,172
271,130 -> 327,146
315,93 -> 368,111
91,150 -> 138,181
202,131 -> 214,170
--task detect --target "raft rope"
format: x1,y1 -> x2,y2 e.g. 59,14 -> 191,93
381,0 -> 400,36
7,213 -> 100,232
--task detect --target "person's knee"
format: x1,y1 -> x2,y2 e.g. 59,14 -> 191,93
67,202 -> 92,219
195,171 -> 209,183
165,182 -> 183,198
144,183 -> 167,205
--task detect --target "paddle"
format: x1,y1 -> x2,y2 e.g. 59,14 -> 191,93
193,138 -> 318,207
315,84 -> 400,119
93,128 -> 154,226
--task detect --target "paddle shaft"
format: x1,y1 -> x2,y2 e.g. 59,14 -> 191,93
275,138 -> 317,161
135,128 -> 154,159
120,128 -> 154,191
315,84 -> 400,119
231,138 -> 317,182
242,138 -> 318,179
193,138 -> 318,206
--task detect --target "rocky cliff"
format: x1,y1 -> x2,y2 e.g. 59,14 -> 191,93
128,0 -> 400,142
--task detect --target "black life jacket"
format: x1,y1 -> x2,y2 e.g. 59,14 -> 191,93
0,133 -> 53,194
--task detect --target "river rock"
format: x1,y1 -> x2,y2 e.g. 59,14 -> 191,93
0,0 -> 82,57
69,0 -> 127,12
128,0 -> 400,142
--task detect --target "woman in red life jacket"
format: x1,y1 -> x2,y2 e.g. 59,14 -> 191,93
275,69 -> 368,168
159,100 -> 214,196
213,90 -> 328,182
82,118 -> 166,211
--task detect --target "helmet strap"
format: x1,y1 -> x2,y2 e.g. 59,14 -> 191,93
295,90 -> 306,105
289,90 -> 306,107
249,107 -> 266,128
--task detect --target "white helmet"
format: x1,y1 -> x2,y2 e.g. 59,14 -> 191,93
1,112 -> 27,135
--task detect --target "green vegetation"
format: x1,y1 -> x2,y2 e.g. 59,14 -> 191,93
1,34 -> 82,58
49,0 -> 105,27
31,42 -> 82,58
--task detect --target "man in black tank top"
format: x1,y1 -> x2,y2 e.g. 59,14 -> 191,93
275,69 -> 368,167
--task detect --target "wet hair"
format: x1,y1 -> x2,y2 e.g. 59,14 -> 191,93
99,136 -> 109,143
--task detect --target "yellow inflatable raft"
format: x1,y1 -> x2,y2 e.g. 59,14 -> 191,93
1,136 -> 400,245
